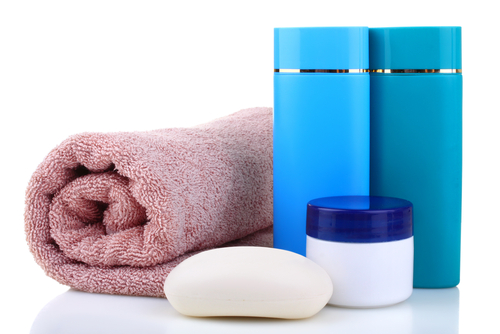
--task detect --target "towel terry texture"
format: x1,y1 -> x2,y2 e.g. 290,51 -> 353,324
25,107 -> 273,297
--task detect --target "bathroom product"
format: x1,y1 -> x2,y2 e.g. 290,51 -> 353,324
164,246 -> 333,319
369,27 -> 462,288
274,27 -> 370,256
25,107 -> 273,297
306,196 -> 413,308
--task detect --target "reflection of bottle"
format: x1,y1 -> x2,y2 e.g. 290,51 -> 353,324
369,27 -> 462,288
273,27 -> 370,256
409,288 -> 459,333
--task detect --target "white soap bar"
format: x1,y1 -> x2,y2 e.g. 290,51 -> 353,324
164,246 -> 333,319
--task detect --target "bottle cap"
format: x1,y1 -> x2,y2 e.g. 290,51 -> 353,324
306,196 -> 413,243
369,27 -> 462,70
274,27 -> 368,70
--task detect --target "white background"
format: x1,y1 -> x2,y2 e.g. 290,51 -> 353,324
1,0 -> 499,333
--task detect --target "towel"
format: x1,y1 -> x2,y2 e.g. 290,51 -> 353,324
25,107 -> 273,297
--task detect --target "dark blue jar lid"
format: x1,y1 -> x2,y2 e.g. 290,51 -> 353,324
306,196 -> 413,243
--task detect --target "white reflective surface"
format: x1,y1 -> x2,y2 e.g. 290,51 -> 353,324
31,288 -> 459,334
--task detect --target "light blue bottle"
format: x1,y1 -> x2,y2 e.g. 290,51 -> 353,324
273,27 -> 370,256
369,27 -> 462,288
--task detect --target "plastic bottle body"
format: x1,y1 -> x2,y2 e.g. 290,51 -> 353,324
370,73 -> 462,288
273,72 -> 370,256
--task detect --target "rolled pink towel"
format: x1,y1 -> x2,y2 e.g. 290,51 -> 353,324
25,107 -> 273,297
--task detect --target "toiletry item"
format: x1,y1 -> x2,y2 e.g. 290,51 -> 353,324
25,107 -> 273,297
369,27 -> 462,288
164,246 -> 333,319
306,196 -> 413,308
274,27 -> 370,256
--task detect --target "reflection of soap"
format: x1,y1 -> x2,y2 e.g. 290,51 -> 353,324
164,246 -> 333,319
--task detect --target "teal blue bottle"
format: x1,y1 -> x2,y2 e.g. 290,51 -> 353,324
274,27 -> 370,256
369,27 -> 462,288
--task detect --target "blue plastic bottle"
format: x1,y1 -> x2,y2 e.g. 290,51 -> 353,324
369,27 -> 462,288
273,27 -> 370,256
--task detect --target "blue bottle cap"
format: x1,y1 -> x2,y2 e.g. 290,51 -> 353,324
369,27 -> 462,70
306,196 -> 413,243
274,27 -> 369,70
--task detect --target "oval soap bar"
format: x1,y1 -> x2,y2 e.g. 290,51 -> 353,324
164,246 -> 333,319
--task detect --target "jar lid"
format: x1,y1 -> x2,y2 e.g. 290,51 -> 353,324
306,196 -> 413,243
274,27 -> 369,70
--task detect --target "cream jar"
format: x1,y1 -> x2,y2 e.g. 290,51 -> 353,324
306,196 -> 413,308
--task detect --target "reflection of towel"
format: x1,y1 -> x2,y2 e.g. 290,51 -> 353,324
25,107 -> 273,297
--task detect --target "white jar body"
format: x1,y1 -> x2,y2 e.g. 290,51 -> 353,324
306,235 -> 414,308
